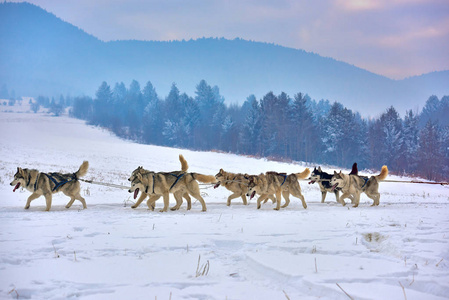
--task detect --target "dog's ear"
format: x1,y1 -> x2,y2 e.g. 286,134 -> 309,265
333,171 -> 337,175
220,168 -> 224,173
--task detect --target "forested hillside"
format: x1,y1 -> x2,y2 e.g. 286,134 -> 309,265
31,79 -> 449,181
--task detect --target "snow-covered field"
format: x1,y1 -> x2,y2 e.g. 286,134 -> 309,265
0,109 -> 448,300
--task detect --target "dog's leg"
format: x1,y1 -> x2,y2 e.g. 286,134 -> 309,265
333,190 -> 340,203
25,193 -> 41,209
188,192 -> 207,212
339,192 -> 351,206
281,191 -> 290,208
76,194 -> 87,209
368,192 -> 380,206
262,196 -> 270,204
321,191 -> 327,203
160,192 -> 170,212
132,192 -> 148,209
65,197 -> 76,209
227,192 -> 242,206
183,193 -> 192,210
268,195 -> 276,203
353,192 -> 360,208
274,191 -> 282,210
44,193 -> 52,211
297,192 -> 307,209
241,194 -> 248,205
290,189 -> 307,209
375,193 -> 380,206
171,191 -> 184,211
146,195 -> 159,211
257,194 -> 268,209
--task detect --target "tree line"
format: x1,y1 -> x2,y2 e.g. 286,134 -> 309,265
57,79 -> 448,181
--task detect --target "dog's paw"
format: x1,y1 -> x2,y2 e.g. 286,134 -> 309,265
24,205 -> 30,209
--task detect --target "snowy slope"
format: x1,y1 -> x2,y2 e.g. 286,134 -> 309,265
0,110 -> 448,300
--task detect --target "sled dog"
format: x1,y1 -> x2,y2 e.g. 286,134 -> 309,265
309,163 -> 358,203
128,155 -> 192,210
214,169 -> 275,206
246,168 -> 310,210
10,161 -> 89,211
330,166 -> 388,207
128,157 -> 216,212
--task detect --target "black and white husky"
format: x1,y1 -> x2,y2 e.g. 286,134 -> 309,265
309,163 -> 358,203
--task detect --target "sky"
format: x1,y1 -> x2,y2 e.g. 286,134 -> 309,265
9,0 -> 449,79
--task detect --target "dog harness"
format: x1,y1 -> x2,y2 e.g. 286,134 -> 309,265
279,174 -> 287,186
145,174 -> 156,194
33,174 -> 40,191
361,177 -> 369,189
43,173 -> 76,192
24,173 -> 40,192
169,173 -> 185,190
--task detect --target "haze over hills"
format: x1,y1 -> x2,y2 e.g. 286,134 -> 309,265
1,2 -> 448,117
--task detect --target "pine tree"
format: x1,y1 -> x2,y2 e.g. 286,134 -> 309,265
239,95 -> 261,155
194,80 -> 225,150
419,95 -> 439,128
259,92 -> 280,156
92,81 -> 112,126
290,92 -> 320,162
142,82 -> 162,145
417,121 -> 443,180
379,106 -> 403,170
180,93 -> 199,148
126,80 -> 143,138
440,125 -> 449,179
399,110 -> 419,174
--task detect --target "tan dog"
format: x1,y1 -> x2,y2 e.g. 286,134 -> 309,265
128,155 -> 216,212
214,169 -> 276,205
129,171 -> 216,212
330,166 -> 388,207
128,154 -> 192,210
247,168 -> 310,210
10,161 -> 89,211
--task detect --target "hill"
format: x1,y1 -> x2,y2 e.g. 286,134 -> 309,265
1,2 -> 448,116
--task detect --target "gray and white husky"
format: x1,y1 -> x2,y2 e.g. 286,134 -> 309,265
10,161 -> 89,211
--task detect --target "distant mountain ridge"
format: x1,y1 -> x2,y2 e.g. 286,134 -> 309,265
1,2 -> 448,116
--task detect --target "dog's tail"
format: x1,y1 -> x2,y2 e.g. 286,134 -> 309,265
75,161 -> 89,179
179,154 -> 189,172
192,173 -> 217,184
295,168 -> 310,179
349,162 -> 358,175
376,165 -> 388,181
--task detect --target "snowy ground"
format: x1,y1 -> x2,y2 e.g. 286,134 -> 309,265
0,109 -> 448,300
